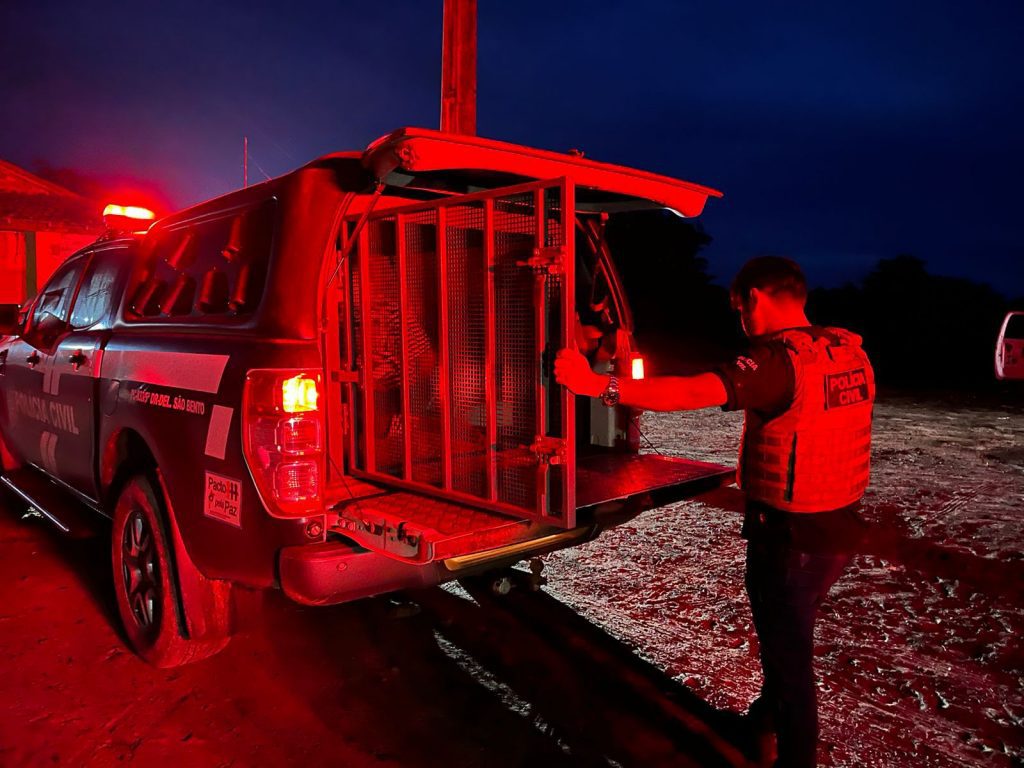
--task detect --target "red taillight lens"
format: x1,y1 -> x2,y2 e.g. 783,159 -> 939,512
242,369 -> 324,518
278,417 -> 322,454
274,460 -> 321,502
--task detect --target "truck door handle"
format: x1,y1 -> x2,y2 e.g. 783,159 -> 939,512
68,350 -> 87,370
26,351 -> 40,367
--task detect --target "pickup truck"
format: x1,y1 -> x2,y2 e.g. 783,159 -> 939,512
0,127 -> 734,666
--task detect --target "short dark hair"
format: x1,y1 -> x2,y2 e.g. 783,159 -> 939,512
730,256 -> 807,306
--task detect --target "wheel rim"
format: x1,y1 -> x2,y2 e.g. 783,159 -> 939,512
121,507 -> 160,634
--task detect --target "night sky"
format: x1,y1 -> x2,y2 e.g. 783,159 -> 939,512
2,1 -> 1021,291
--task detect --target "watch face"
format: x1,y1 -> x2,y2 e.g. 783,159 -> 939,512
601,376 -> 620,406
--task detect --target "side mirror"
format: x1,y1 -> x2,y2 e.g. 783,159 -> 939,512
30,312 -> 69,349
0,304 -> 21,335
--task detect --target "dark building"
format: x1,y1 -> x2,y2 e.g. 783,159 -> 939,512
0,159 -> 101,304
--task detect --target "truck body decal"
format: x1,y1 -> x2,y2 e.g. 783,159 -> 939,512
204,471 -> 242,528
104,350 -> 229,394
12,392 -> 80,435
38,431 -> 58,474
204,405 -> 233,460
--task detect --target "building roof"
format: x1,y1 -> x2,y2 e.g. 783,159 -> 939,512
0,158 -> 102,234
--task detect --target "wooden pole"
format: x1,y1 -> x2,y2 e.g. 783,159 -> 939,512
440,0 -> 477,135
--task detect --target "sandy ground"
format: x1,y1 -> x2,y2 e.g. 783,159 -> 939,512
546,392 -> 1024,767
1,392 -> 1021,767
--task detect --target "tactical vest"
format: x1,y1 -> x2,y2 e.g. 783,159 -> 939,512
738,327 -> 875,513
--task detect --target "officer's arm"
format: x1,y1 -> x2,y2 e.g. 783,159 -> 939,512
554,349 -> 727,411
619,373 -> 727,411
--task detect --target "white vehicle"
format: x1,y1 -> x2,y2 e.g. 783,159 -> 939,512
995,311 -> 1024,381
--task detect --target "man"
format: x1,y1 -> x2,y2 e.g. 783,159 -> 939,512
554,256 -> 873,767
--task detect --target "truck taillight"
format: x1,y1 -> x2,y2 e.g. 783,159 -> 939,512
242,370 -> 324,518
282,374 -> 318,413
630,356 -> 645,380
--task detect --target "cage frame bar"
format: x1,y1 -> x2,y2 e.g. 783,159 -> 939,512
483,197 -> 499,501
437,206 -> 454,490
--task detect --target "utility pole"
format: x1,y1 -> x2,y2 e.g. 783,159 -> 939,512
440,0 -> 477,135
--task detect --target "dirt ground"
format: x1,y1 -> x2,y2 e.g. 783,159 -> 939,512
1,392 -> 1021,767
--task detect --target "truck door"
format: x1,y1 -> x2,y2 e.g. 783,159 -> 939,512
2,256 -> 88,475
50,246 -> 128,497
342,178 -> 577,527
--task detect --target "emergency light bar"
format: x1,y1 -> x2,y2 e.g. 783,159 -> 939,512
102,203 -> 156,234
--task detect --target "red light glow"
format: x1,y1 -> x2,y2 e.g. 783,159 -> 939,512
102,204 -> 156,221
631,356 -> 645,380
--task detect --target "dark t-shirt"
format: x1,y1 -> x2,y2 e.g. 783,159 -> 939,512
711,327 -> 869,554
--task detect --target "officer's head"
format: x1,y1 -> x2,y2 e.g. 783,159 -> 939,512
730,256 -> 808,337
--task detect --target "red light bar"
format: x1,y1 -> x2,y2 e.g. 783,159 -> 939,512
103,204 -> 155,221
102,204 -> 156,234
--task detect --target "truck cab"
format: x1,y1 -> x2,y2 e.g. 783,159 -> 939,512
0,127 -> 733,666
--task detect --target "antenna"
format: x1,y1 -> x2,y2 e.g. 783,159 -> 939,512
243,136 -> 249,188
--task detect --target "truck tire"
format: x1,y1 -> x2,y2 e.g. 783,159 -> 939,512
111,473 -> 229,667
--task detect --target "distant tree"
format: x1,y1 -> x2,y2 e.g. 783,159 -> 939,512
810,255 -> 1011,389
604,210 -> 735,373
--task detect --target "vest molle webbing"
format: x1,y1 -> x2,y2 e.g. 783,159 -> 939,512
739,327 -> 874,513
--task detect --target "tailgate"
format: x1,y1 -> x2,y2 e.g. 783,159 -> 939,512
329,454 -> 733,565
576,454 -> 735,511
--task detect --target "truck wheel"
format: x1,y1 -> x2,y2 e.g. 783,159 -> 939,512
111,474 -> 228,667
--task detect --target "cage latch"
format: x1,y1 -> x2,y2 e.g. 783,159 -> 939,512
530,436 -> 566,466
518,246 -> 565,274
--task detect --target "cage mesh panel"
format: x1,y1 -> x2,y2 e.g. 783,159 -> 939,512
403,212 -> 443,487
367,218 -> 404,477
493,194 -> 540,510
445,203 -> 489,497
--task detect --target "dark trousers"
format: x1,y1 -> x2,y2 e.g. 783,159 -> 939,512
745,539 -> 852,768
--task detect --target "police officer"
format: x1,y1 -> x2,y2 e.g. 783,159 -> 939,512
555,256 -> 873,767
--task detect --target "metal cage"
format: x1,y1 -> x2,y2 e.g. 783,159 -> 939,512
343,179 -> 577,528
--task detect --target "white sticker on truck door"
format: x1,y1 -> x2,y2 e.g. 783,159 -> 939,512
204,471 -> 242,528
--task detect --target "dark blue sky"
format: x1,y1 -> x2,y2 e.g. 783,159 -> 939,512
2,1 -> 1022,291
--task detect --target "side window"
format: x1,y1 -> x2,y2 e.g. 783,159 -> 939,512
69,248 -> 127,329
1006,314 -> 1024,340
127,199 -> 275,322
31,257 -> 85,328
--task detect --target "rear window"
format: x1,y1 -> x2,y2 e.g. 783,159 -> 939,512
126,199 -> 275,322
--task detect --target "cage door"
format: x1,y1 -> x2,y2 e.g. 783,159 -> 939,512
343,179 -> 576,528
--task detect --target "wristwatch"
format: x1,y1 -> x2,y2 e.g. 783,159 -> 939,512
599,374 -> 620,407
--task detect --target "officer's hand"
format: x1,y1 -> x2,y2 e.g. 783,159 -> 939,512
554,349 -> 607,398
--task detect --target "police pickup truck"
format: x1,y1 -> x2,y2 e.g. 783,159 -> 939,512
0,128 -> 734,666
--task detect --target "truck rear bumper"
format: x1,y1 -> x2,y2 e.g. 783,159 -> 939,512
278,524 -> 600,606
279,541 -> 447,606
